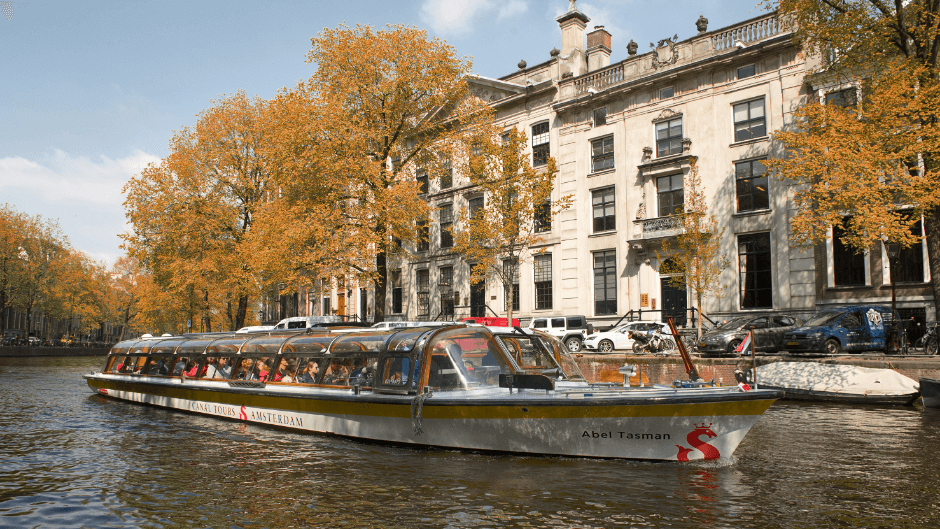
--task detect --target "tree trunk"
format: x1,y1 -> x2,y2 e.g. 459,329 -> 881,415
374,251 -> 387,324
506,280 -> 514,325
203,290 -> 211,332
235,294 -> 248,329
924,207 -> 940,318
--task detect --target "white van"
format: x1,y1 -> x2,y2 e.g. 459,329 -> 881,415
272,316 -> 346,330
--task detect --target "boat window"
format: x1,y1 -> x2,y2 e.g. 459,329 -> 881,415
124,356 -> 148,374
144,355 -> 172,375
283,335 -> 335,355
171,357 -> 193,376
381,357 -> 411,386
330,333 -> 389,354
207,356 -> 235,379
109,341 -> 138,356
293,358 -> 324,383
104,355 -> 123,373
239,336 -> 284,355
428,328 -> 512,388
232,358 -> 258,380
496,335 -> 562,374
426,352 -> 464,390
176,339 -> 215,356
531,331 -> 586,382
386,328 -> 428,352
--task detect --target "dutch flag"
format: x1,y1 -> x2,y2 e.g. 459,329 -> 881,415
735,331 -> 754,355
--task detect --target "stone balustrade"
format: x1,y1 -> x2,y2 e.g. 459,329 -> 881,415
566,12 -> 787,96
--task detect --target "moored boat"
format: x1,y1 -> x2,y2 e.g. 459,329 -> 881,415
920,377 -> 940,408
84,325 -> 780,461
755,361 -> 920,405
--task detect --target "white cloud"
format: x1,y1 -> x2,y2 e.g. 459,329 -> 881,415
0,149 -> 158,207
420,0 -> 529,36
0,149 -> 159,266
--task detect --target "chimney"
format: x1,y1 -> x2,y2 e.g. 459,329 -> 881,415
587,26 -> 611,71
556,0 -> 590,77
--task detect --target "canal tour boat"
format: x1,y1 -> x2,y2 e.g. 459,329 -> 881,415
84,324 -> 781,461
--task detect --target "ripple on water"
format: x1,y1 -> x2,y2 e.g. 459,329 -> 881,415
2,357 -> 940,528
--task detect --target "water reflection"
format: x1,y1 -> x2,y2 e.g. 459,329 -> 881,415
1,356 -> 939,528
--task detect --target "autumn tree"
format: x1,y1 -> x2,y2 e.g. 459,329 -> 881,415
0,204 -> 27,336
123,91 -> 273,330
11,214 -> 69,339
656,162 -> 731,338
275,24 -> 493,323
452,127 -> 570,324
767,0 -> 940,314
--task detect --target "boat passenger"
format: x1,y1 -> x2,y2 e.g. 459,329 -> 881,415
172,359 -> 187,376
234,359 -> 253,380
282,359 -> 298,383
323,360 -> 348,385
148,358 -> 169,376
257,359 -> 272,382
204,358 -> 220,378
214,358 -> 233,379
183,361 -> 198,377
297,361 -> 318,384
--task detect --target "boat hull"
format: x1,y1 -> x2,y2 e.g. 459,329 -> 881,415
758,385 -> 919,406
920,378 -> 940,408
85,375 -> 777,461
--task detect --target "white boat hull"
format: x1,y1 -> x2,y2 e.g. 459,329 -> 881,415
86,375 -> 776,461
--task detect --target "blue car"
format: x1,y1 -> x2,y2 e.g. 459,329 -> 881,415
783,305 -> 892,355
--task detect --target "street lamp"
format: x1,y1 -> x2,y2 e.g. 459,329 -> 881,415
883,239 -> 901,352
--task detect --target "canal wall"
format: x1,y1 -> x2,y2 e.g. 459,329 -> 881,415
0,346 -> 109,358
575,354 -> 940,385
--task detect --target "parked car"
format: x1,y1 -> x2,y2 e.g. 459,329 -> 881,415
460,317 -> 520,326
583,321 -> 671,353
371,321 -> 458,329
698,314 -> 802,356
527,315 -> 592,352
784,305 -> 893,355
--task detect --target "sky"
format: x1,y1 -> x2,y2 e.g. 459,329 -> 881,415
0,0 -> 769,266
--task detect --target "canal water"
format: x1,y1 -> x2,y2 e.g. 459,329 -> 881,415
1,356 -> 938,529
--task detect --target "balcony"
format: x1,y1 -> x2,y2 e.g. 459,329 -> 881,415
632,216 -> 682,241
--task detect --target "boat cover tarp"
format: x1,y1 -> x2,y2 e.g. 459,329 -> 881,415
756,362 -> 918,396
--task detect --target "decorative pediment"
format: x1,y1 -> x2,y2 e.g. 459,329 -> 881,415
649,35 -> 679,69
652,108 -> 683,123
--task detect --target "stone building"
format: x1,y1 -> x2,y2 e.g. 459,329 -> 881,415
323,1 -> 934,338
385,2 -> 822,330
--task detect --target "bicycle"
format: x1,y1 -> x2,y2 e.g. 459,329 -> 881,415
914,322 -> 938,355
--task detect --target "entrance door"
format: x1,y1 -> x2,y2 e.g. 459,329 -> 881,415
337,293 -> 346,316
470,282 -> 486,318
660,277 -> 687,326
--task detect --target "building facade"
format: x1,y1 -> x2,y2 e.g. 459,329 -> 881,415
338,2 -> 936,333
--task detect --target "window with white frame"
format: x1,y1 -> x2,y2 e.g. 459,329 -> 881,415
733,98 -> 766,142
534,254 -> 552,310
738,232 -> 773,309
657,174 -> 684,217
439,204 -> 453,249
593,250 -> 617,315
656,118 -> 683,157
832,223 -> 866,287
416,269 -> 430,317
660,86 -> 675,99
735,158 -> 769,212
532,122 -> 550,167
593,107 -> 607,127
592,187 -> 616,232
591,135 -> 614,172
